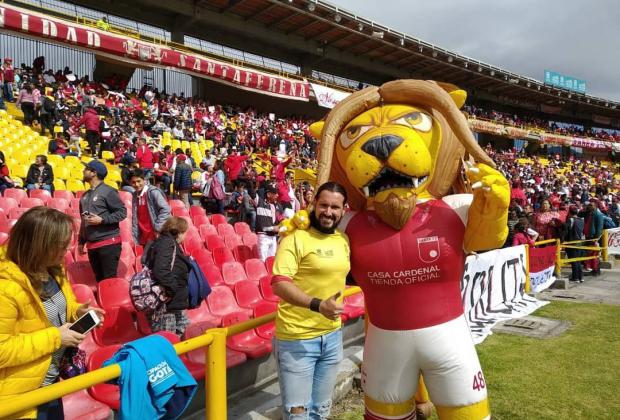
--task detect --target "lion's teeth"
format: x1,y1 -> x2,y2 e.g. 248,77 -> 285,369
413,178 -> 419,188
363,186 -> 370,197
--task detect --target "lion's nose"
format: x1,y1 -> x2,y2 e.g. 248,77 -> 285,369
361,135 -> 403,161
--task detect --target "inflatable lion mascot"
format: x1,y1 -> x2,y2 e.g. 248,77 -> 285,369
305,80 -> 510,420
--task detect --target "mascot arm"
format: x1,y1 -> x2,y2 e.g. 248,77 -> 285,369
279,210 -> 357,236
463,162 -> 510,252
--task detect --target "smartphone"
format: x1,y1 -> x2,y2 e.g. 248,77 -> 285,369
81,211 -> 90,217
69,309 -> 101,334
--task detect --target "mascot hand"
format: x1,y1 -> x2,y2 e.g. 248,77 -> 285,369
278,210 -> 310,236
465,162 -> 510,210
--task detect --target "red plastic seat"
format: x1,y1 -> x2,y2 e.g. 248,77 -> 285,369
48,197 -> 70,211
242,232 -> 258,247
343,288 -> 365,319
78,333 -> 101,360
66,261 -> 98,292
199,224 -> 217,240
171,206 -> 190,217
0,208 -> 6,220
189,206 -> 205,218
69,197 -> 81,209
234,280 -> 265,309
0,197 -> 18,212
183,236 -> 204,256
72,247 -> 90,262
92,307 -> 141,347
76,190 -> 85,199
207,286 -> 252,318
244,258 -> 268,282
87,345 -> 121,409
209,213 -> 228,227
205,234 -> 225,251
28,189 -> 52,204
0,232 -> 8,245
71,283 -> 96,305
265,256 -> 275,274
97,277 -> 133,313
259,275 -> 279,302
224,234 -> 243,249
186,301 -> 222,327
202,264 -> 224,287
253,301 -> 277,340
232,245 -> 255,264
222,312 -> 271,358
185,323 -> 247,371
62,389 -> 111,420
121,241 -> 135,259
193,249 -> 214,270
19,197 -> 44,208
234,222 -> 252,236
217,223 -> 236,237
116,259 -> 136,280
212,246 -> 234,268
221,261 -> 248,287
192,213 -> 210,227
0,218 -> 17,234
64,251 -> 74,267
117,190 -> 132,202
3,188 -> 27,202
168,199 -> 186,210
53,190 -> 74,201
9,207 -> 29,219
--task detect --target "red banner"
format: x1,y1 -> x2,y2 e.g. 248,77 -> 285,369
0,4 -> 310,101
529,245 -> 557,274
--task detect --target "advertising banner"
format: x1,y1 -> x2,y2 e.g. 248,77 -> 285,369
528,245 -> 557,293
310,83 -> 351,109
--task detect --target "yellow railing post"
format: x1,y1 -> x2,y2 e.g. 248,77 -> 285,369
206,328 -> 227,420
524,244 -> 531,293
602,229 -> 609,262
555,239 -> 562,276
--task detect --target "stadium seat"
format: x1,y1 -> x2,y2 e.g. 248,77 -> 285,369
205,234 -> 225,251
242,232 -> 258,248
192,213 -> 210,227
53,166 -> 70,181
135,311 -> 153,335
186,301 -> 221,327
78,333 -> 101,360
221,312 -> 271,358
168,199 -> 185,210
87,345 -> 122,410
183,236 -> 204,256
212,247 -> 234,268
258,275 -> 279,303
199,224 -> 217,240
152,329 -> 206,380
232,245 -> 255,264
53,179 -> 67,191
209,213 -> 227,227
19,197 -> 44,208
217,223 -> 236,237
253,301 -> 277,340
189,206 -> 206,220
221,261 -> 248,287
117,190 -> 132,202
53,189 -> 74,201
69,197 -> 81,209
202,264 -> 224,287
116,259 -> 136,280
71,283 -> 96,305
75,190 -> 86,199
234,280 -> 265,309
3,188 -> 27,202
0,208 -> 6,220
48,197 -> 70,211
64,251 -> 74,266
66,179 -> 85,193
72,246 -> 89,262
171,206 -> 190,217
62,389 -> 111,420
224,234 -> 243,249
0,232 -> 8,245
9,207 -> 29,219
234,222 -> 252,236
0,197 -> 18,212
207,286 -> 252,318
265,256 -> 275,274
184,323 -> 247,370
92,307 -> 141,347
193,248 -> 214,270
66,261 -> 98,292
0,219 -> 17,235
244,259 -> 268,282
97,278 -> 134,313
28,189 -> 52,204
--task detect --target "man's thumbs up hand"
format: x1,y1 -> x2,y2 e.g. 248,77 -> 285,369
319,292 -> 343,321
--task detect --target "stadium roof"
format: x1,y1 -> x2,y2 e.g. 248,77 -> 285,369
56,0 -> 620,120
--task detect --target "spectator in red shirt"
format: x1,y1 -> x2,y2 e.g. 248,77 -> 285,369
129,169 -> 171,246
224,146 -> 252,181
0,151 -> 15,194
74,107 -> 101,157
136,138 -> 155,179
2,58 -> 15,102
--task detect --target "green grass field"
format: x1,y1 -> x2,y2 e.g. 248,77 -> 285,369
332,301 -> 620,419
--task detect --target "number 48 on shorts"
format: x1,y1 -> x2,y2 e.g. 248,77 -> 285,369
472,371 -> 486,391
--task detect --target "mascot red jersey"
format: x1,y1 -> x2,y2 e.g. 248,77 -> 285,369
299,80 -> 510,420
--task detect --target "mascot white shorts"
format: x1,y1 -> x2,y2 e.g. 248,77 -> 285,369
362,315 -> 489,419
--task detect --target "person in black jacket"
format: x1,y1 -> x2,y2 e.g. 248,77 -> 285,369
173,154 -> 193,209
25,155 -> 54,192
146,216 -> 191,336
565,206 -> 585,283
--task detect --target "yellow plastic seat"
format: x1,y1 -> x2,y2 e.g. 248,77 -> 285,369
181,141 -> 190,150
64,155 -> 82,169
46,154 -> 64,168
10,164 -> 29,179
70,168 -> 85,180
107,170 -> 122,183
191,171 -> 201,182
104,179 -> 119,189
171,140 -> 181,151
66,179 -> 86,193
101,151 -> 115,161
54,166 -> 71,180
53,179 -> 67,191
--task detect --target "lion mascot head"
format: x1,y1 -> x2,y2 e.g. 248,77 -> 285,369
310,79 -> 494,230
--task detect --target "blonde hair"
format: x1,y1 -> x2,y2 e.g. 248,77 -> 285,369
7,206 -> 75,292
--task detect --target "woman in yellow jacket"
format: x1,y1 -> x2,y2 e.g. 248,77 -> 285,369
0,207 -> 104,419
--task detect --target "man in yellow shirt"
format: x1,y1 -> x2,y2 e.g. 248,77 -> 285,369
272,181 -> 350,420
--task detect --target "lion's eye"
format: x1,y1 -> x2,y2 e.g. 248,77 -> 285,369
395,112 -> 433,132
339,125 -> 371,149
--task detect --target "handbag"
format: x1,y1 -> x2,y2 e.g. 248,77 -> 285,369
59,347 -> 87,379
129,242 -> 176,312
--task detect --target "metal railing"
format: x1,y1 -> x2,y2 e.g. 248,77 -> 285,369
0,286 -> 362,420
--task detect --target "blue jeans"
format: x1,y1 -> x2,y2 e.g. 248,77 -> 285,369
274,329 -> 343,420
26,183 -> 52,192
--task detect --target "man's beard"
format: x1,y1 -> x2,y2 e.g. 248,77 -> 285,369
374,192 -> 417,230
310,211 -> 342,234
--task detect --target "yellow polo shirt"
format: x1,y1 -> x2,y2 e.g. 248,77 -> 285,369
272,227 -> 350,340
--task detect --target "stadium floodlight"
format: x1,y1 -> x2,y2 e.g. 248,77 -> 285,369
447,56 -> 453,63
357,22 -> 364,31
334,13 -> 342,23
399,38 -> 405,46
307,2 -> 316,11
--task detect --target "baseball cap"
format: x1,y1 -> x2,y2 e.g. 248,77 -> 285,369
177,154 -> 187,161
265,185 -> 278,194
84,160 -> 108,179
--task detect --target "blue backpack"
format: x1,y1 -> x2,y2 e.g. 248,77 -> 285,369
187,257 -> 212,309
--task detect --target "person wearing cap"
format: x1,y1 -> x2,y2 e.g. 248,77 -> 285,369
173,154 -> 193,209
255,183 -> 281,261
1,58 -> 14,102
25,155 -> 54,192
78,160 -> 128,282
120,154 -> 139,193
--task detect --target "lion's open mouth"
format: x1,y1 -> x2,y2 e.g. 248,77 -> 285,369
362,167 -> 428,197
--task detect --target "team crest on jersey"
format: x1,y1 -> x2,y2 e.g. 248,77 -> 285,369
417,236 -> 440,263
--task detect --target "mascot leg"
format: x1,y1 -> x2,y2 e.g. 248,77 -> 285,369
418,316 -> 490,420
415,377 -> 434,419
362,323 -> 420,420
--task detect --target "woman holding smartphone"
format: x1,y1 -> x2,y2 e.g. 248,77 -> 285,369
0,206 -> 104,419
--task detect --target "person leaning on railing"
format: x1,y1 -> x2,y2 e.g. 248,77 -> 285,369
0,207 -> 105,420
